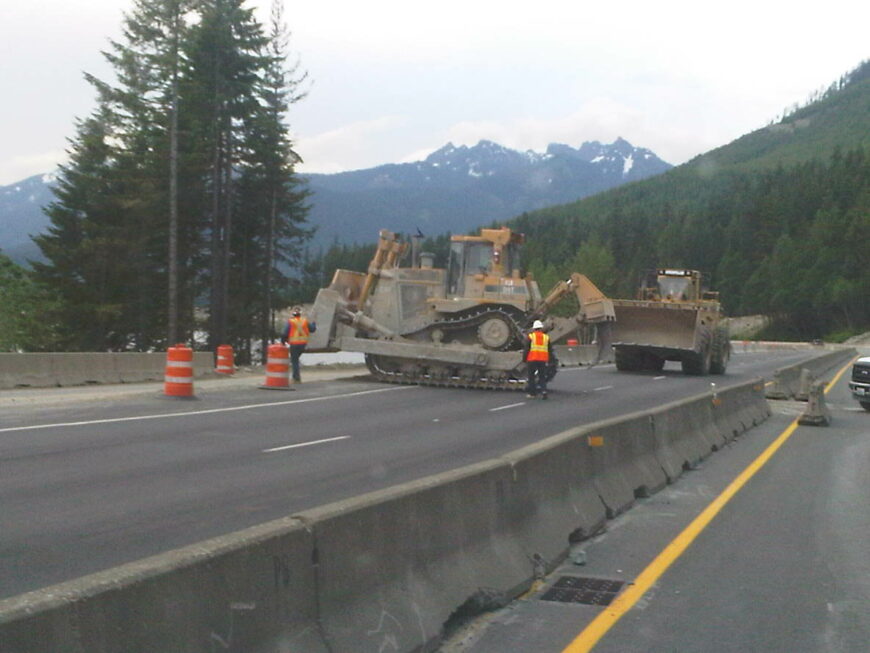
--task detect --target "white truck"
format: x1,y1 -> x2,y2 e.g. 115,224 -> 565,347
847,356 -> 870,411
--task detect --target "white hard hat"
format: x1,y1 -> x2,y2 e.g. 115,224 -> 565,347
532,320 -> 544,330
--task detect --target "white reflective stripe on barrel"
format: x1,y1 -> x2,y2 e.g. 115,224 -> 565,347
166,361 -> 193,368
164,375 -> 193,384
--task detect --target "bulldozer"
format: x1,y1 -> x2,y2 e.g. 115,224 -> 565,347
610,268 -> 729,375
305,227 -> 615,390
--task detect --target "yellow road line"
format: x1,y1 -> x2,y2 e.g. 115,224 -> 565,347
824,355 -> 857,393
562,357 -> 856,653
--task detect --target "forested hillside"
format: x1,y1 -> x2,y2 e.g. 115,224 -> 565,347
512,60 -> 870,339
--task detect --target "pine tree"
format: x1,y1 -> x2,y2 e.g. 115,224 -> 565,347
231,0 -> 311,361
185,0 -> 270,350
32,106 -> 140,350
85,0 -> 200,348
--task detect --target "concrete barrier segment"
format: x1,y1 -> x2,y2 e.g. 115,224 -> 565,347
798,381 -> 832,426
712,379 -> 770,443
766,348 -> 857,400
0,353 -> 55,389
553,344 -> 611,367
795,368 -> 815,401
298,459 -> 533,653
114,352 -> 166,383
192,352 -> 216,378
501,427 -> 608,547
52,352 -> 123,386
581,412 -> 667,518
650,394 -> 718,482
0,517 -> 326,653
0,352 -> 226,390
766,366 -> 801,400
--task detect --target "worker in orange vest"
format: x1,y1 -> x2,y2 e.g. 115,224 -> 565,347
524,320 -> 554,399
281,306 -> 317,383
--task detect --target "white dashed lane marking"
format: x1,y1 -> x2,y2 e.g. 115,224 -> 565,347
489,402 -> 526,412
263,436 -> 351,453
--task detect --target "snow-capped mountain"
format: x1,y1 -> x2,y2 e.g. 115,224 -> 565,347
0,172 -> 57,264
0,138 -> 670,264
304,137 -> 670,246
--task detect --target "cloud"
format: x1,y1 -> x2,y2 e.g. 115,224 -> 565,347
0,151 -> 67,187
295,115 -> 409,173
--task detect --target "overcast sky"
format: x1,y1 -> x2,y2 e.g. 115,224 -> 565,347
0,0 -> 867,185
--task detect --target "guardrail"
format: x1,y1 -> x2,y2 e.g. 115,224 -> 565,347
0,352 -> 215,390
0,378 -> 771,652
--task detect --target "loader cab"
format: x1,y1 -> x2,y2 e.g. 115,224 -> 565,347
446,228 -> 524,297
638,269 -> 702,302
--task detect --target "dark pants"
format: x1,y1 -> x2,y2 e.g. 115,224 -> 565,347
289,344 -> 306,381
526,360 -> 548,395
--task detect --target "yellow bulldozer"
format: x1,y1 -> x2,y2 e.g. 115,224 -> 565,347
306,227 -> 615,390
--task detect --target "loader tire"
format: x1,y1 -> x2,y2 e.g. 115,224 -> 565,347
709,326 -> 730,375
681,331 -> 712,375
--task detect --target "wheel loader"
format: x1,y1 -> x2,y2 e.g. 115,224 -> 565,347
610,269 -> 729,375
305,227 -> 616,390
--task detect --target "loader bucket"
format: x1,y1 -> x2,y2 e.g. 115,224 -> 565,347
611,302 -> 700,351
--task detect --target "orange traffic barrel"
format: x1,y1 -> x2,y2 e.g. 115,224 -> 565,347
164,344 -> 194,397
260,343 -> 292,390
216,344 -> 234,375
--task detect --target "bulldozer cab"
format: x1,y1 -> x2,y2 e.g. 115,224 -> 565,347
446,228 -> 525,298
639,269 -> 703,302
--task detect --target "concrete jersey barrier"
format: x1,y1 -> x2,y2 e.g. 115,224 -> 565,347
0,352 -> 215,390
765,348 -> 856,400
0,379 -> 771,652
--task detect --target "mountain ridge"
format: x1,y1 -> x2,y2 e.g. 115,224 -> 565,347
0,138 -> 671,263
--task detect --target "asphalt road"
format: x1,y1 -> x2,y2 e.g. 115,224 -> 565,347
0,349 -> 829,599
441,356 -> 870,653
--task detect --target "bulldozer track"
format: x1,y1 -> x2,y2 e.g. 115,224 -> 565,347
365,354 -> 530,390
364,306 -> 543,390
404,305 -> 527,350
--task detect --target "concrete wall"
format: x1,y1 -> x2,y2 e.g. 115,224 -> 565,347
0,378 -> 771,653
0,352 -> 215,390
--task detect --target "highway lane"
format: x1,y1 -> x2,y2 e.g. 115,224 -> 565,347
0,348 -> 821,598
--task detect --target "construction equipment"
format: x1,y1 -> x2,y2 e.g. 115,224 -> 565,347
609,269 -> 729,375
306,227 -> 615,390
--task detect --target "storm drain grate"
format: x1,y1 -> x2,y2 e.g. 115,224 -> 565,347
539,576 -> 626,606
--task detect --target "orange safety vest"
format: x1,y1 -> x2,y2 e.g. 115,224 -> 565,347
288,317 -> 310,345
527,331 -> 549,362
